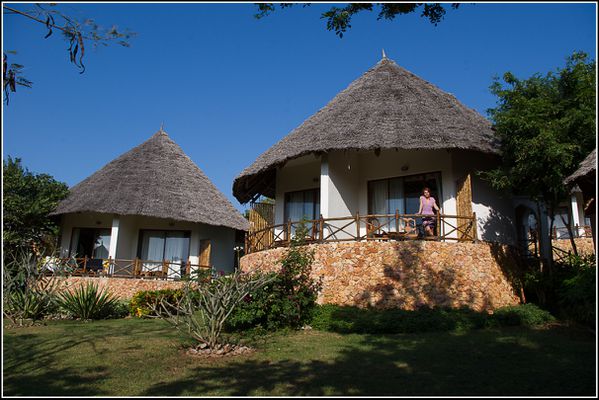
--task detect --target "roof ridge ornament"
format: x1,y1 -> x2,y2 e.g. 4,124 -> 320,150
159,122 -> 165,133
382,49 -> 387,59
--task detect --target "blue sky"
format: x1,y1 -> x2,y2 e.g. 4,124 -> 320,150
3,2 -> 596,212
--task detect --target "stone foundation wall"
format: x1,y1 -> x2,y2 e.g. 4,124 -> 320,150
241,241 -> 522,312
552,238 -> 595,258
55,277 -> 187,300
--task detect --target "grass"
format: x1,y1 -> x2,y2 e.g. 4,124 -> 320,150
3,318 -> 596,396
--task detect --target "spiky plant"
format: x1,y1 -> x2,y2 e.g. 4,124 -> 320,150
58,282 -> 118,320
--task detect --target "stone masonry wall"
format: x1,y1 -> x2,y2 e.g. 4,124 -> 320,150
241,241 -> 522,312
56,277 -> 187,300
552,238 -> 595,259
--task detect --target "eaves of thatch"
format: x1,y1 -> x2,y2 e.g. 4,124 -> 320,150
52,130 -> 249,231
233,56 -> 500,204
565,149 -> 596,185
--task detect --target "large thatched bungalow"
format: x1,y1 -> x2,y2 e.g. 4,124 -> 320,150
235,56 -> 548,251
234,55 -> 590,310
52,130 -> 248,278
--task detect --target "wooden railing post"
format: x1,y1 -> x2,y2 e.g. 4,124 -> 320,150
472,212 -> 478,242
356,212 -> 360,241
436,212 -> 441,238
245,232 -> 249,255
319,214 -> 324,242
185,260 -> 191,276
395,209 -> 399,233
83,256 -> 87,274
287,219 -> 292,245
162,260 -> 168,280
133,257 -> 140,277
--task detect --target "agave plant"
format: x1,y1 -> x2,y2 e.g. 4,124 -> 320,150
3,251 -> 60,325
58,282 -> 118,320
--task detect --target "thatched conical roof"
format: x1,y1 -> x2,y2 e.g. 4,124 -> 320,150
52,130 -> 249,231
233,56 -> 500,203
565,149 -> 596,185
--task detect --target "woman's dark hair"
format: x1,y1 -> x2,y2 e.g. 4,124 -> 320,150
422,187 -> 431,194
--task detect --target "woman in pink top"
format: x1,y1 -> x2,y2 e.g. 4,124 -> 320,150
418,187 -> 440,236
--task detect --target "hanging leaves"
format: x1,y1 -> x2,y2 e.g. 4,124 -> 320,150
2,3 -> 137,103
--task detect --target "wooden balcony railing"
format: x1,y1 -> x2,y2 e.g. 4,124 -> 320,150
551,225 -> 593,240
43,257 -> 212,280
245,212 -> 478,254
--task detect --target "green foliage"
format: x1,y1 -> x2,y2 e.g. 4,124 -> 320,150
482,52 -> 595,211
557,254 -> 596,326
489,304 -> 556,327
129,288 -> 185,318
255,3 -> 460,38
310,303 -> 555,334
228,221 -> 321,331
3,251 -> 60,325
152,270 -> 274,350
3,157 -> 69,260
57,281 -> 119,320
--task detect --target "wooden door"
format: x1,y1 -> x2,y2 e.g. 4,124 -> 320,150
199,239 -> 211,267
455,174 -> 474,240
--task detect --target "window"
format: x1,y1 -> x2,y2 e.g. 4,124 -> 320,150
368,172 -> 442,215
138,230 -> 191,263
284,189 -> 320,222
69,228 -> 111,259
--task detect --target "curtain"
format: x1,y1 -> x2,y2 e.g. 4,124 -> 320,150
389,178 -> 404,232
165,232 -> 190,278
141,231 -> 165,271
69,228 -> 81,257
93,230 -> 111,259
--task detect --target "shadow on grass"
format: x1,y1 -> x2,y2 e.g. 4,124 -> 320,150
2,318 -> 174,396
142,326 -> 595,396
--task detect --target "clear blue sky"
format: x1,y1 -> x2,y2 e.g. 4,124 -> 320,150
3,2 -> 596,212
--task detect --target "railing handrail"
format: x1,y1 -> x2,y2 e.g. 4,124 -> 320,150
42,256 -> 213,280
246,212 -> 477,254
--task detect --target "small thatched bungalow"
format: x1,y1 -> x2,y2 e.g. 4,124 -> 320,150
564,149 -> 596,244
52,130 -> 248,278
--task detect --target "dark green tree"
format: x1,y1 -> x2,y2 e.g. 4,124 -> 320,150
3,3 -> 135,103
3,157 -> 69,259
255,3 -> 460,38
482,51 -> 596,266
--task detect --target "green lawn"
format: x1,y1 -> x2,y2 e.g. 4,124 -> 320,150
3,318 -> 596,396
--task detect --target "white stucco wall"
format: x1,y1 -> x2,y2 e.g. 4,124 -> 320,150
274,154 -> 321,226
273,148 -> 521,246
58,213 -> 237,273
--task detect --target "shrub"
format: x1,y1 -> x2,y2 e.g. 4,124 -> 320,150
490,303 -> 555,327
151,270 -> 274,351
310,304 -> 488,334
310,303 -> 554,334
58,282 -> 119,320
129,288 -> 185,318
557,254 -> 596,327
228,221 -> 321,331
3,251 -> 60,325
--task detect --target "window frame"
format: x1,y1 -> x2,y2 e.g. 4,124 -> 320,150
136,229 -> 192,262
283,188 -> 320,223
367,171 -> 443,215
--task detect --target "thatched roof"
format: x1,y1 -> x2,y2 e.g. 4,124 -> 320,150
565,149 -> 596,185
233,56 -> 500,203
52,130 -> 249,231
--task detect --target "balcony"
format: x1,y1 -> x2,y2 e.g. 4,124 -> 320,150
245,212 -> 478,254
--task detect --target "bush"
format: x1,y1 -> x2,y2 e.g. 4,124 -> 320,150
130,288 -> 185,318
557,254 -> 595,327
58,282 -> 119,320
490,303 -> 555,327
3,251 -> 60,325
310,304 -> 488,334
310,303 -> 554,334
228,221 -> 321,331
